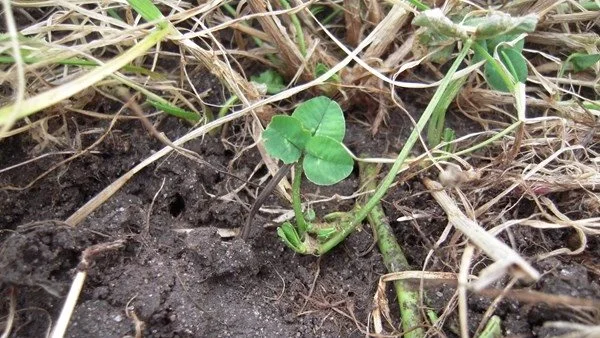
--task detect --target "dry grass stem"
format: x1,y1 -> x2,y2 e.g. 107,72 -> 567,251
423,178 -> 540,290
247,0 -> 306,77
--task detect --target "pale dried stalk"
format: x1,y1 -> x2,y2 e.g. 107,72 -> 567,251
543,322 -> 600,338
544,11 -> 600,24
222,21 -> 273,43
247,0 -> 305,77
365,0 -> 382,23
530,196 -> 600,259
51,272 -> 86,338
51,240 -> 125,338
460,89 -> 596,121
458,245 -> 475,338
383,33 -> 416,69
527,32 -> 600,50
314,8 -> 484,89
344,0 -> 361,47
0,287 -> 16,338
519,172 -> 600,195
475,145 -> 585,217
423,178 -> 540,290
360,4 -> 409,61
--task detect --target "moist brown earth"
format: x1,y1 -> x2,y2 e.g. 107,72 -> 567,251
1,106 -> 599,337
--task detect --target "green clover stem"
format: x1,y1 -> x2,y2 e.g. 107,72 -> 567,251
292,162 -> 309,238
317,38 -> 474,255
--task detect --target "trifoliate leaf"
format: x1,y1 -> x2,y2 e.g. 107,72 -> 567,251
263,116 -> 310,164
303,135 -> 353,185
292,96 -> 345,141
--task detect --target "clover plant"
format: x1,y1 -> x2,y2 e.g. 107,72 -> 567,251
262,96 -> 354,253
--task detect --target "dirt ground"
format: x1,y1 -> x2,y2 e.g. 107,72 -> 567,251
1,96 -> 599,338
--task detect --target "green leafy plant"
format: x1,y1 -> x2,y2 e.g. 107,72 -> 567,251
263,96 -> 352,185
251,69 -> 286,94
262,96 -> 354,253
259,31 -> 477,258
413,8 -> 538,146
563,52 -> 600,73
474,35 -> 528,93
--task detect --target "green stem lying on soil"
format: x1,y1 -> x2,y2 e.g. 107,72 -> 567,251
218,95 -> 239,119
359,162 -> 424,338
213,94 -> 239,135
316,38 -> 474,255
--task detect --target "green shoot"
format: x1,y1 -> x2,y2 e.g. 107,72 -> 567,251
251,69 -> 286,94
563,52 -> 600,73
147,99 -> 201,122
280,0 -> 307,56
320,7 -> 343,25
262,96 -> 354,252
475,37 -> 528,93
426,76 -> 466,147
127,0 -> 168,29
441,127 -> 456,153
478,316 -> 502,338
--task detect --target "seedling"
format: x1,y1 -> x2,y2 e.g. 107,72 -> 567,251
561,52 -> 600,74
251,69 -> 286,94
413,9 -> 538,144
258,37 -> 476,256
473,34 -> 528,93
261,96 -> 354,253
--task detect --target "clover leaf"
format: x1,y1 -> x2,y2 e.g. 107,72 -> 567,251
292,96 -> 345,141
262,96 -> 353,185
263,115 -> 311,164
303,135 -> 354,185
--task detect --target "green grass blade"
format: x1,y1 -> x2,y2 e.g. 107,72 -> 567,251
318,39 -> 474,255
147,99 -> 201,122
0,26 -> 171,127
427,76 -> 467,147
0,55 -> 165,79
127,0 -> 166,28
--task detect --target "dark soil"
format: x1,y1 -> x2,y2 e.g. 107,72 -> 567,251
1,104 -> 598,338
